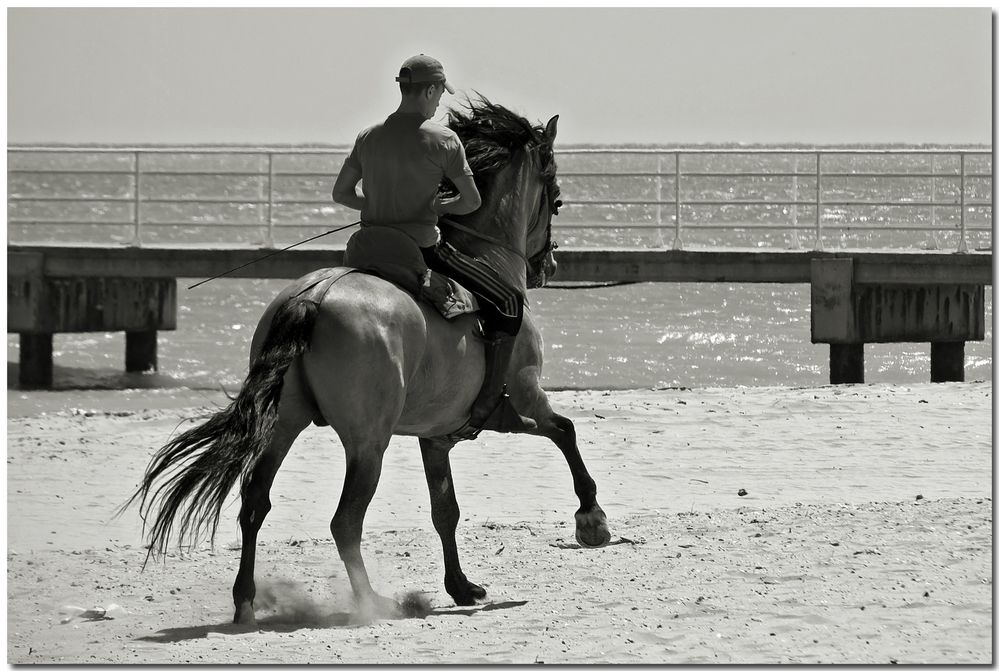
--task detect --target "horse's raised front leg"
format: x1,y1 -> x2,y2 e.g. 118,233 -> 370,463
538,413 -> 611,548
330,436 -> 400,621
419,437 -> 488,606
232,364 -> 316,625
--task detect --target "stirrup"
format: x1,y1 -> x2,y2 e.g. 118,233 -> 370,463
481,393 -> 537,434
442,398 -> 499,443
444,419 -> 483,443
443,391 -> 536,443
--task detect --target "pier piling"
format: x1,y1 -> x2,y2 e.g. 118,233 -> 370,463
930,342 -> 966,383
125,330 -> 158,373
18,333 -> 53,389
829,344 -> 865,384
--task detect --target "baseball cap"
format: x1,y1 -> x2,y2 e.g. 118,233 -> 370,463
395,54 -> 455,94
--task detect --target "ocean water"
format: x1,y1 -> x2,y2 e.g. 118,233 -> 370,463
6,277 -> 992,395
6,147 -> 993,394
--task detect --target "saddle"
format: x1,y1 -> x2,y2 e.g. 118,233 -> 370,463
343,227 -> 479,320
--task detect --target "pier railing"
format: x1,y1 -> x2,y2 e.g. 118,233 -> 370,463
556,148 -> 992,252
7,146 -> 993,252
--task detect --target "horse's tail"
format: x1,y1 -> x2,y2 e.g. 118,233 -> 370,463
124,297 -> 320,561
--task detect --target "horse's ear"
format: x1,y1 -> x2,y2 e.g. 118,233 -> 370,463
545,115 -> 559,142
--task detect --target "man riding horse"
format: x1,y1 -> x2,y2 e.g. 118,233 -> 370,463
127,77 -> 611,623
332,54 -> 536,441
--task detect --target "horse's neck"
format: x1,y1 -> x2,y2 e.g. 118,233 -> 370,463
476,246 -> 528,296
449,158 -> 530,294
467,154 -> 530,253
449,231 -> 528,297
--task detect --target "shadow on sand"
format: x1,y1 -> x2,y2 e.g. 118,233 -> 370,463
135,612 -> 356,643
429,600 -> 529,617
136,601 -> 530,643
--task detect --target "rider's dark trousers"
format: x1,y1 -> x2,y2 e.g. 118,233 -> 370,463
421,242 -> 524,337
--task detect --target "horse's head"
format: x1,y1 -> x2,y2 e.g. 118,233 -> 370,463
525,114 -> 562,288
442,97 -> 562,292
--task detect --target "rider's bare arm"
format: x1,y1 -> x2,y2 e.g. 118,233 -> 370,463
433,174 -> 482,216
332,163 -> 366,211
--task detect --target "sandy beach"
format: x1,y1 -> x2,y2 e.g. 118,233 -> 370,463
6,382 -> 993,664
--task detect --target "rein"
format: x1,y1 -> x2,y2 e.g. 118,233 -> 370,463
438,216 -> 530,265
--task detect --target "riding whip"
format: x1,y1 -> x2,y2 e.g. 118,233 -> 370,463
187,221 -> 361,290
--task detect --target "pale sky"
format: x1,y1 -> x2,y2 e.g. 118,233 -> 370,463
6,7 -> 993,146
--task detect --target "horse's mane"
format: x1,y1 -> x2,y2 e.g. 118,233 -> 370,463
441,95 -> 556,200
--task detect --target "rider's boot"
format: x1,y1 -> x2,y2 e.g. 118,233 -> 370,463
450,333 -> 537,441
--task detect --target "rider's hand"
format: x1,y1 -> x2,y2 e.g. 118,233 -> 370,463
430,194 -> 443,216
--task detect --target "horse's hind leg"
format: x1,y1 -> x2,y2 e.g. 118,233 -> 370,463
232,364 -> 317,625
539,413 -> 611,548
330,434 -> 399,620
419,437 -> 488,606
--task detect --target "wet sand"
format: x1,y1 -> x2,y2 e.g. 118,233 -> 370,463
6,382 -> 993,664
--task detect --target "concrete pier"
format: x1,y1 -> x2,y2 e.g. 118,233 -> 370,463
9,248 -> 177,387
810,257 -> 986,384
7,244 -> 992,388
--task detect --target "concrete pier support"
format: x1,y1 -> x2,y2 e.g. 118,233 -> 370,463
930,342 -> 965,383
8,264 -> 176,388
18,333 -> 53,389
811,258 -> 985,385
125,330 -> 158,373
829,344 -> 864,384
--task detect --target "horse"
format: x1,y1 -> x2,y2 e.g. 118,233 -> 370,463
127,98 -> 612,626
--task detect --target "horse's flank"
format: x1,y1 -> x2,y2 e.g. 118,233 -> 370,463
250,270 -> 547,438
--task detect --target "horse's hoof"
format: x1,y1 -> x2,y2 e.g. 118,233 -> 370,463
233,603 -> 257,627
357,593 -> 403,622
447,577 -> 487,606
469,582 -> 487,600
456,582 -> 488,605
376,594 -> 404,619
575,507 -> 612,548
575,528 -> 611,548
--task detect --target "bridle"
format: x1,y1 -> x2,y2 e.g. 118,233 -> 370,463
439,140 -> 561,288
524,136 -> 561,288
525,178 -> 561,288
